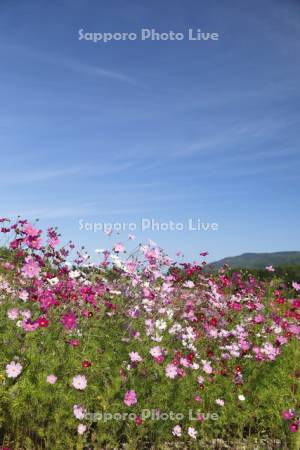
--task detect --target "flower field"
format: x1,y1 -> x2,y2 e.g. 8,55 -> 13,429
0,218 -> 299,449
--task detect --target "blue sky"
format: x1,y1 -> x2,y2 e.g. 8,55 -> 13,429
0,0 -> 299,261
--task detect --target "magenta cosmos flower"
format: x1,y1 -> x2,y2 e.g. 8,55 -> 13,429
124,389 -> 137,406
289,422 -> 299,433
61,312 -> 77,330
282,409 -> 295,420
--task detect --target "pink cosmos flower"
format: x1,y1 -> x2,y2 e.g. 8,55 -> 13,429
266,265 -> 275,272
282,409 -> 295,420
48,237 -> 59,248
150,346 -> 163,358
77,424 -> 87,435
202,360 -> 213,374
19,290 -> 29,302
197,376 -> 204,384
188,427 -> 197,439
73,404 -> 86,420
292,282 -> 300,291
114,242 -> 125,253
61,312 -> 77,330
172,425 -> 182,437
46,374 -> 57,384
215,398 -> 225,406
129,352 -> 142,363
72,375 -> 87,390
21,257 -> 41,279
165,364 -> 178,379
124,389 -> 137,406
22,320 -> 39,332
67,339 -> 80,347
23,224 -> 40,237
7,308 -> 19,320
253,314 -> 264,324
6,361 -> 23,378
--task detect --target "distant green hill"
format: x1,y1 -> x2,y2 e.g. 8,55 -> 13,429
210,251 -> 300,269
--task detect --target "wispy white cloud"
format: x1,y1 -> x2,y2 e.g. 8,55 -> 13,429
0,161 -> 139,185
1,44 -> 141,86
173,115 -> 300,157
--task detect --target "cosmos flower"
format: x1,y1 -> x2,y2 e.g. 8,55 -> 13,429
114,243 -> 125,253
172,425 -> 182,437
282,409 -> 295,420
292,281 -> 300,291
77,424 -> 87,435
6,361 -> 23,378
46,374 -> 57,384
165,364 -> 178,379
188,427 -> 197,439
129,352 -> 142,362
124,390 -> 137,406
21,257 -> 41,279
61,312 -> 77,330
73,404 -> 86,420
7,308 -> 19,320
72,375 -> 87,390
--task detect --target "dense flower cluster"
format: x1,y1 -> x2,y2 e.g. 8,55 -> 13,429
0,218 -> 299,449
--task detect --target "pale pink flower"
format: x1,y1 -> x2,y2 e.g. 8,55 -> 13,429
21,310 -> 31,320
7,308 -> 19,320
165,364 -> 178,379
77,424 -> 87,435
114,242 -> 125,253
46,374 -> 57,384
172,425 -> 182,437
6,361 -> 23,378
188,427 -> 197,439
292,282 -> 300,291
19,290 -> 29,302
183,280 -> 195,288
21,257 -> 40,279
265,265 -> 275,272
72,375 -> 87,390
73,404 -> 86,420
129,352 -> 142,363
215,398 -> 225,406
197,376 -> 204,384
202,360 -> 213,374
150,346 -> 163,358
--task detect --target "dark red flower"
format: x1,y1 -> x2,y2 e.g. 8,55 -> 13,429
37,317 -> 49,328
82,360 -> 92,368
135,416 -> 143,425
